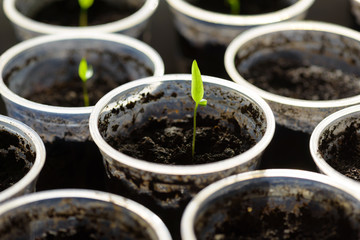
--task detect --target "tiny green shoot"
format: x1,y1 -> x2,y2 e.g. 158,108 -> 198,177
78,0 -> 94,26
191,60 -> 207,158
225,0 -> 240,15
78,58 -> 93,107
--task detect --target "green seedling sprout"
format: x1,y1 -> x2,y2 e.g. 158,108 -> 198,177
191,60 -> 207,158
78,58 -> 93,107
78,0 -> 94,26
226,0 -> 240,15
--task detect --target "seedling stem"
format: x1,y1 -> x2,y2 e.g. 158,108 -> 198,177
78,58 -> 93,107
226,0 -> 240,15
78,0 -> 94,26
191,60 -> 207,157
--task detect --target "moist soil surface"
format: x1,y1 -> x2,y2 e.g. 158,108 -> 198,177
35,225 -> 149,240
0,130 -> 35,191
2,206 -> 150,240
239,57 -> 360,100
319,121 -> 360,181
35,226 -> 100,240
24,72 -> 127,107
31,0 -> 137,27
190,0 -> 292,15
196,194 -> 357,239
105,115 -> 257,165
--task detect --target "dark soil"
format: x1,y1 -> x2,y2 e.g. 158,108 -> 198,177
0,130 -> 35,191
318,121 -> 360,181
35,224 -> 149,240
35,225 -> 99,240
238,56 -> 360,100
0,204 -> 150,240
196,193 -> 358,239
24,73 -> 122,107
17,49 -> 153,107
104,115 -> 256,165
31,0 -> 138,27
190,0 -> 293,15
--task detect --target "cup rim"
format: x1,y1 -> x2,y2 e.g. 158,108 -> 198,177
0,115 -> 45,203
224,20 -> 360,109
0,188 -> 172,240
310,104 -> 360,190
3,0 -> 159,35
166,0 -> 315,26
89,73 -> 275,176
181,169 -> 360,240
0,32 -> 165,115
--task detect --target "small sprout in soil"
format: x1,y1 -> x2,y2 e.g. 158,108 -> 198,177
78,57 -> 93,107
225,0 -> 240,15
191,60 -> 207,157
78,0 -> 94,26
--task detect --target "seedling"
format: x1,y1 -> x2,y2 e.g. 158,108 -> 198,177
78,58 -> 93,107
226,0 -> 240,15
191,60 -> 207,157
78,0 -> 94,26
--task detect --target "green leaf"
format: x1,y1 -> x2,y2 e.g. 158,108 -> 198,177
78,0 -> 94,10
199,99 -> 207,106
191,60 -> 204,104
78,58 -> 93,83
